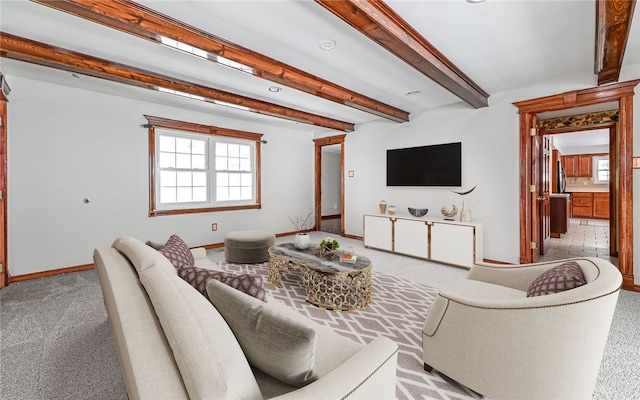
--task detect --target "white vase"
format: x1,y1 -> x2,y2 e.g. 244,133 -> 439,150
460,198 -> 472,222
294,233 -> 310,250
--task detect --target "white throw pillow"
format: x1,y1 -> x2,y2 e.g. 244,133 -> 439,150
207,279 -> 319,387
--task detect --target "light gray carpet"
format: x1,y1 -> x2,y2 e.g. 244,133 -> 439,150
0,270 -> 125,399
1,232 -> 639,399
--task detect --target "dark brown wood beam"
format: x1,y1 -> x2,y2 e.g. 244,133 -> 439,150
31,0 -> 409,123
595,0 -> 637,85
0,33 -> 354,132
315,0 -> 489,109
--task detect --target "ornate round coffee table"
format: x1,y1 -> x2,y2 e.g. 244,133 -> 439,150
268,243 -> 372,311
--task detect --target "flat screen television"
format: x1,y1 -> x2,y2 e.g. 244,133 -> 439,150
386,142 -> 462,187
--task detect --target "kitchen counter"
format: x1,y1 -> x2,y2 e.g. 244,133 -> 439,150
566,188 -> 608,193
550,193 -> 571,198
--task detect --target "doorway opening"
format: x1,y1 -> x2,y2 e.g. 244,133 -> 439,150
319,144 -> 342,234
538,126 -> 616,266
514,79 -> 639,291
314,135 -> 346,236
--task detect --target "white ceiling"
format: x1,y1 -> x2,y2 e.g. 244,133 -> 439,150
1,0 -> 639,133
551,128 -> 609,154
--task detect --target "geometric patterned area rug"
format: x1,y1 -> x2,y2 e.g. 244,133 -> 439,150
221,261 -> 483,400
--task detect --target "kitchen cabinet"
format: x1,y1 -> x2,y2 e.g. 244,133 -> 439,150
593,193 -> 610,219
570,192 -> 609,219
550,194 -> 570,238
563,155 -> 592,177
563,156 -> 578,177
578,155 -> 592,177
571,192 -> 593,217
363,214 -> 483,268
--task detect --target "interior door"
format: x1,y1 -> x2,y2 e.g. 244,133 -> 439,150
529,116 -> 540,262
538,134 -> 551,254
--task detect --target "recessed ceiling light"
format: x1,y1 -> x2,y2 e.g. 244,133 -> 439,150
466,0 -> 486,3
405,90 -> 421,96
268,86 -> 282,93
319,40 -> 336,51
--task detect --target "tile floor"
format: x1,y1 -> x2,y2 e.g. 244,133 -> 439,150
538,218 -> 618,266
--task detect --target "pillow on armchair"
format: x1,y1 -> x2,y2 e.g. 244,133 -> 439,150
527,261 -> 587,297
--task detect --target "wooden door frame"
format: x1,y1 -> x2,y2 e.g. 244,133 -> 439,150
314,135 -> 346,236
514,79 -> 639,291
0,78 -> 8,288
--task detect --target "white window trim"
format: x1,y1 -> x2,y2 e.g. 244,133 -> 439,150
593,155 -> 610,184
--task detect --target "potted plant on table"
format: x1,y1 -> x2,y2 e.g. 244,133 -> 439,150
318,236 -> 340,257
288,211 -> 314,250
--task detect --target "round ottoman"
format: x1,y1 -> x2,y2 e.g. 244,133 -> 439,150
224,230 -> 276,264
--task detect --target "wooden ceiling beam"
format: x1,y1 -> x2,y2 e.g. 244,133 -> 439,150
31,0 -> 409,123
595,0 -> 637,85
0,33 -> 355,132
315,0 -> 489,109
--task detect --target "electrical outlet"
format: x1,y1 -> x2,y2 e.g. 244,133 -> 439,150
211,223 -> 218,231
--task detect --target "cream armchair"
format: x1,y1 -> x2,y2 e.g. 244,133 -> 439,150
422,257 -> 622,400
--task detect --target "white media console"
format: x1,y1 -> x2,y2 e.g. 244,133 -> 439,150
363,213 -> 483,268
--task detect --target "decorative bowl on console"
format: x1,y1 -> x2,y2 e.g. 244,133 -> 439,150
408,207 -> 428,217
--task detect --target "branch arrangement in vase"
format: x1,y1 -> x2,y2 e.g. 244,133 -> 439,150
288,211 -> 314,232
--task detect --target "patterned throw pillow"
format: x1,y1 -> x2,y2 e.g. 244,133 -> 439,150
178,265 -> 267,302
160,234 -> 194,269
527,261 -> 587,297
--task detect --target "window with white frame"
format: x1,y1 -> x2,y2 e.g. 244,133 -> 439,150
215,142 -> 254,201
593,155 -> 609,184
147,116 -> 262,216
157,132 -> 208,204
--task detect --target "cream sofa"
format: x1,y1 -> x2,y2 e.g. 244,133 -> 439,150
422,257 -> 622,400
94,236 -> 399,400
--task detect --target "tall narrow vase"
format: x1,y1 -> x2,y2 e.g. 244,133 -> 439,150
379,201 -> 387,214
460,198 -> 472,222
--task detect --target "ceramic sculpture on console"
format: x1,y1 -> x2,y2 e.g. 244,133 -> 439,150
441,204 -> 458,221
452,185 -> 476,222
387,205 -> 397,215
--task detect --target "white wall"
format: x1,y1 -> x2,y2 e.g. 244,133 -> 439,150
343,71 -> 640,265
8,67 -> 640,278
7,76 -> 315,275
321,151 -> 341,216
344,101 -> 521,263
